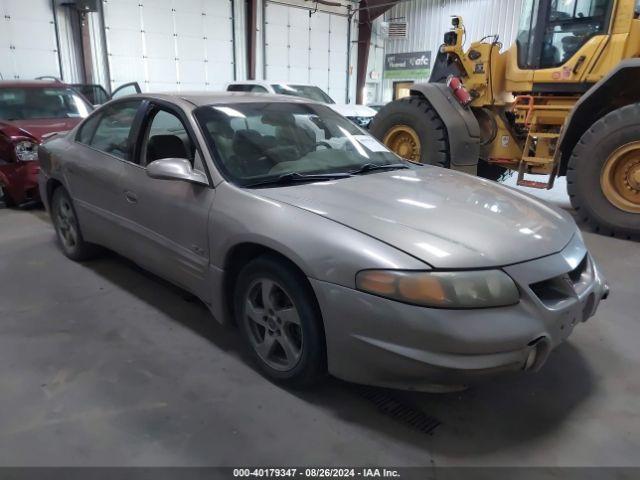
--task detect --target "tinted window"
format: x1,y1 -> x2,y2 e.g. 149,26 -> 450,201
89,101 -> 142,161
228,84 -> 253,92
0,87 -> 92,121
228,84 -> 268,93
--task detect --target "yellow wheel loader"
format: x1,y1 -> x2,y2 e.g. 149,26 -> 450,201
370,0 -> 640,239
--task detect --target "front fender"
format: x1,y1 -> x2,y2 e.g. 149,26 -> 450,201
210,182 -> 429,288
410,82 -> 480,173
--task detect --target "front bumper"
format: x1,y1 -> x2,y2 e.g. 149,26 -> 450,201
1,162 -> 41,205
311,234 -> 608,391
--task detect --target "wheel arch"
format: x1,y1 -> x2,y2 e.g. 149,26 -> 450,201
559,59 -> 640,175
45,177 -> 64,208
221,242 -> 321,327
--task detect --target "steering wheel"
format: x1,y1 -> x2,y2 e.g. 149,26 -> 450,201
315,141 -> 333,150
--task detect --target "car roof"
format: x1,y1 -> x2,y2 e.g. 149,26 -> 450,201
131,91 -> 321,107
229,80 -> 316,87
0,80 -> 69,89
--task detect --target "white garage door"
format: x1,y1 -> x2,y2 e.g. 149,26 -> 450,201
103,0 -> 235,92
0,0 -> 59,80
264,1 -> 349,102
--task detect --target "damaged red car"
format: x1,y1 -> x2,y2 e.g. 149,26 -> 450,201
0,81 -> 92,206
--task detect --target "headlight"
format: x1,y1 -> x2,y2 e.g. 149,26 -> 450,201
15,140 -> 39,161
356,270 -> 520,308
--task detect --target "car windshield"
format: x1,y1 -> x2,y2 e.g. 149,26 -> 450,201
271,84 -> 335,104
195,102 -> 405,187
0,87 -> 92,121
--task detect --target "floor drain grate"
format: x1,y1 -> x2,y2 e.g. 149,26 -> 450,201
358,388 -> 441,435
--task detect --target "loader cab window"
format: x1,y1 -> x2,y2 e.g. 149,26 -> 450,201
517,0 -> 541,69
517,0 -> 614,69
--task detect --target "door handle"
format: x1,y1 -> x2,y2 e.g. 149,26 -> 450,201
124,190 -> 138,204
573,55 -> 587,75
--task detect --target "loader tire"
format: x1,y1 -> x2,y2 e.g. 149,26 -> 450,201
567,103 -> 640,240
370,96 -> 450,168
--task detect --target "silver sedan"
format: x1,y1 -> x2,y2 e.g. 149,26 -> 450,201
38,93 -> 609,391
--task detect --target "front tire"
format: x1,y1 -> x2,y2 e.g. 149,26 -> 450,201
567,103 -> 640,239
234,255 -> 326,387
51,187 -> 99,261
370,96 -> 450,168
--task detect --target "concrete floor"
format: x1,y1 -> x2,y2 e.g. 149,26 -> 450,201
0,182 -> 639,467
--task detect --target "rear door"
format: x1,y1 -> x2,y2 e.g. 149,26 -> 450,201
118,101 -> 215,298
66,99 -> 144,257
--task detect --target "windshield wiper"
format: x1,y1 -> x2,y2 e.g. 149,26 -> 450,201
244,172 -> 353,188
350,163 -> 410,175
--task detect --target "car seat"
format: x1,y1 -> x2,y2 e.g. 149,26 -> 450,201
147,134 -> 189,164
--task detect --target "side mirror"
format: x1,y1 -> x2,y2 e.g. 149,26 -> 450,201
146,158 -> 209,186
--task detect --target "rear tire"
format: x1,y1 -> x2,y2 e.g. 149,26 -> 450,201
51,187 -> 100,261
370,96 -> 450,168
234,254 -> 326,388
567,103 -> 640,239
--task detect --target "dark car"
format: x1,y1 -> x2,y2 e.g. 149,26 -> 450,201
0,81 -> 93,206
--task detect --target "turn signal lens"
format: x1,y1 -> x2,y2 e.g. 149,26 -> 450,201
356,270 -> 520,309
356,271 -> 397,296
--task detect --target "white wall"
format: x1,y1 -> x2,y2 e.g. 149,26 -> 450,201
363,17 -> 386,104
102,0 -> 237,92
379,0 -> 524,102
0,0 -> 60,80
261,0 -> 356,104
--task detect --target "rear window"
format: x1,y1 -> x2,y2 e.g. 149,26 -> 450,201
0,87 -> 92,121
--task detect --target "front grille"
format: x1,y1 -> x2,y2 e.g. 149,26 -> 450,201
529,254 -> 591,308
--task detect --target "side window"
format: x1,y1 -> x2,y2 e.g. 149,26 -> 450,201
89,101 -> 142,160
76,113 -> 102,145
540,0 -> 613,68
227,84 -> 252,92
250,85 -> 268,93
143,108 -> 203,172
516,0 -> 540,68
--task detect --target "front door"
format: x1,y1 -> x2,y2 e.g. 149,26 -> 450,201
119,103 -> 215,298
65,99 -> 144,258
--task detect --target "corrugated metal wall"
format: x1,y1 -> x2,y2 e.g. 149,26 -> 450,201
380,0 -> 523,101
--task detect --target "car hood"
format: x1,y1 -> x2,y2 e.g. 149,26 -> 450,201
0,118 -> 81,142
327,104 -> 377,118
257,167 -> 576,269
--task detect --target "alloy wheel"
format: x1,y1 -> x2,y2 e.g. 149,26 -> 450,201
55,196 -> 79,251
243,278 -> 303,372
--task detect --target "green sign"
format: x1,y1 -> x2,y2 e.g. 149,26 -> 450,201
383,51 -> 431,79
384,68 -> 431,79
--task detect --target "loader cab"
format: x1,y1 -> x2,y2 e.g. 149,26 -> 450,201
516,0 -> 614,70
